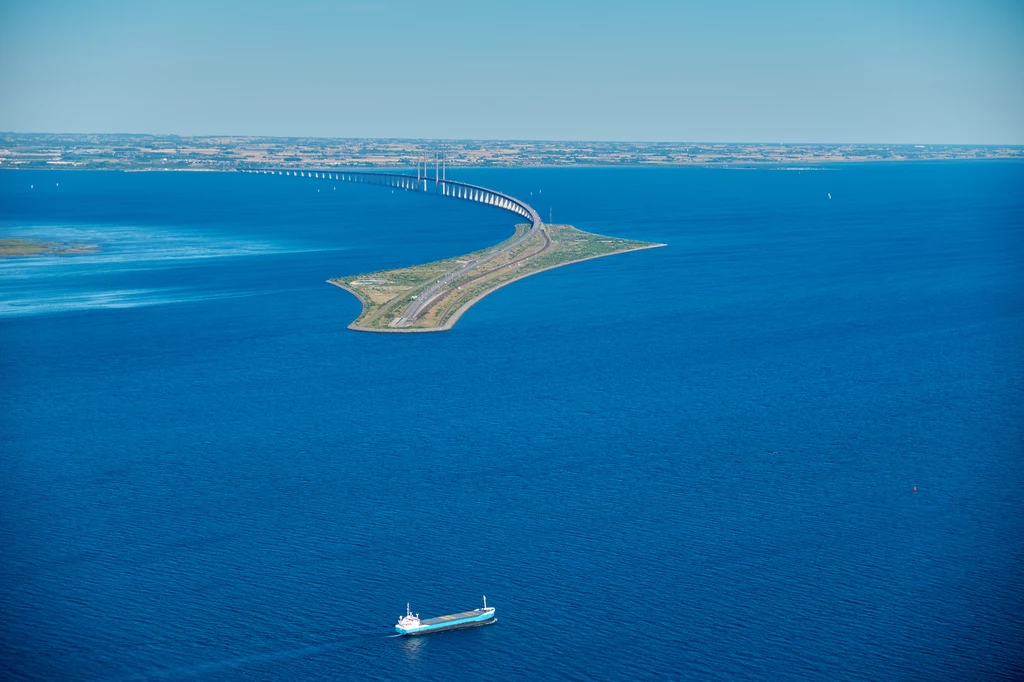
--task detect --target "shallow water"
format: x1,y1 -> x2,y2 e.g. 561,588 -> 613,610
1,164 -> 1022,680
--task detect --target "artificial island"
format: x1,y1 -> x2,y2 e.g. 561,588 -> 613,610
239,164 -> 664,332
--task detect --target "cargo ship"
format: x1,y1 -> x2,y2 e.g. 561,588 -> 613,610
395,597 -> 496,636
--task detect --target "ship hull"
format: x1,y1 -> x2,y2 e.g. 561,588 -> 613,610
398,616 -> 497,636
395,607 -> 496,635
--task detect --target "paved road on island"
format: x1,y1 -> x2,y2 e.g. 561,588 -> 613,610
429,227 -> 553,323
392,192 -> 543,328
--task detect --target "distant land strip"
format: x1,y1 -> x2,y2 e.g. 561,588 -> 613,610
0,238 -> 99,257
2,133 -> 1022,171
239,167 -> 664,332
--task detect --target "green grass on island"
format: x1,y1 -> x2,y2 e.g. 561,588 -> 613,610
0,238 -> 99,257
328,222 -> 665,332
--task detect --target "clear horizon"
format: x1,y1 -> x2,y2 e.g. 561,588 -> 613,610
3,131 -> 1024,147
2,0 -> 1022,144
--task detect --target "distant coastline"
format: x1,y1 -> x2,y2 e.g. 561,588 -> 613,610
2,133 -> 1021,171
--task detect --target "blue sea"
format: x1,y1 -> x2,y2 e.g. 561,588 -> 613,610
1,164 -> 1022,681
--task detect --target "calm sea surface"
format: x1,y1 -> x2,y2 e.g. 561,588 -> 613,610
1,164 -> 1022,680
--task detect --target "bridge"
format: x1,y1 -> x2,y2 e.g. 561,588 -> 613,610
236,166 -> 538,224
238,165 -> 543,327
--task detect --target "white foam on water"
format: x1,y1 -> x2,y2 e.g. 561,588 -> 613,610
1,222 -> 337,316
0,287 -> 255,318
0,223 -> 328,276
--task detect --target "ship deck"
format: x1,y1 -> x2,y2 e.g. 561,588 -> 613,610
419,609 -> 489,626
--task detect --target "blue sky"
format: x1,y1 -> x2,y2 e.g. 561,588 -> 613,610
1,0 -> 1021,142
